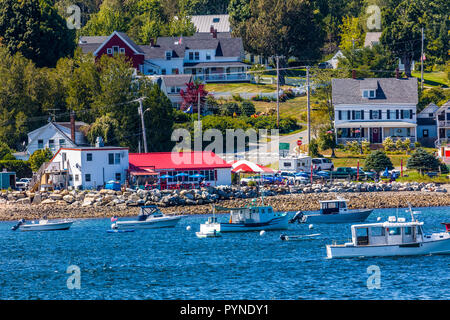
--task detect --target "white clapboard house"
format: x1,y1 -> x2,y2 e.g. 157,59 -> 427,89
332,77 -> 418,145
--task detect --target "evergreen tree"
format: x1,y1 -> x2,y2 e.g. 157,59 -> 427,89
364,150 -> 394,174
406,147 -> 440,174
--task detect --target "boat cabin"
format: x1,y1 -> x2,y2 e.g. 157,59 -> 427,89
138,206 -> 163,220
229,206 -> 276,224
351,217 -> 424,247
319,200 -> 348,215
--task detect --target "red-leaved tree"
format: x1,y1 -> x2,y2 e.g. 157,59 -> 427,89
180,82 -> 208,113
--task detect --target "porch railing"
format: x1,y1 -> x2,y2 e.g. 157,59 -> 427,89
438,121 -> 450,128
337,136 -> 416,144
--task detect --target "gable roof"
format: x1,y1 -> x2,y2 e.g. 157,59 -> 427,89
418,103 -> 439,117
190,15 -> 231,33
139,33 -> 243,60
332,78 -> 418,105
161,74 -> 193,87
93,31 -> 145,56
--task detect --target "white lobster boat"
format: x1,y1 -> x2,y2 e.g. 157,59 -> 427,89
215,200 -> 289,232
290,198 -> 372,224
196,216 -> 222,238
326,206 -> 450,259
112,206 -> 183,229
12,219 -> 74,231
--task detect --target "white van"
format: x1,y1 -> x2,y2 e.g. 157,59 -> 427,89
312,158 -> 334,171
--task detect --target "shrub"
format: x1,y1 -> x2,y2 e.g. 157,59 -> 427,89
29,148 -> 53,172
232,94 -> 243,102
382,137 -> 395,152
220,102 -> 241,116
344,140 -> 361,155
407,148 -> 441,174
364,150 -> 394,174
240,100 -> 256,117
361,139 -> 371,154
247,180 -> 257,187
309,138 -> 322,157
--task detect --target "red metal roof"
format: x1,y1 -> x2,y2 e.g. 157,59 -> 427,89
129,152 -> 231,171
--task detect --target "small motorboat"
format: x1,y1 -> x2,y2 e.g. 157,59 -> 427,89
214,198 -> 289,232
279,233 -> 321,241
112,205 -> 184,229
326,205 -> 450,259
290,198 -> 372,224
196,216 -> 222,238
106,229 -> 135,233
12,218 -> 74,231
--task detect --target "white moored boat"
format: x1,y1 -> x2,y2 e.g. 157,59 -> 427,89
326,206 -> 450,259
12,218 -> 74,231
112,206 -> 184,229
215,199 -> 289,232
196,216 -> 222,238
290,198 -> 372,224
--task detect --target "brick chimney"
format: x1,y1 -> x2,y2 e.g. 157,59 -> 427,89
149,38 -> 155,47
70,111 -> 76,143
210,25 -> 215,34
395,68 -> 400,79
352,69 -> 356,79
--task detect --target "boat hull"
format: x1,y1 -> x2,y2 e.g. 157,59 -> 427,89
196,231 -> 222,238
326,237 -> 450,258
304,209 -> 372,224
19,221 -> 74,231
115,216 -> 183,229
220,214 -> 289,232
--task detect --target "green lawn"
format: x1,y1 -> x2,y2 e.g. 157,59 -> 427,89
205,82 -> 295,94
321,150 -> 411,168
253,96 -> 307,121
411,71 -> 449,88
396,171 -> 449,183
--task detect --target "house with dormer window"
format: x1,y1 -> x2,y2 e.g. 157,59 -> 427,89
332,77 -> 418,145
79,30 -> 250,82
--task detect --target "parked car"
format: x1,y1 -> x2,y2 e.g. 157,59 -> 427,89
330,167 -> 358,180
312,158 -> 334,171
318,62 -> 332,69
278,171 -> 296,183
262,175 -> 283,184
15,182 -> 27,191
351,167 -> 376,180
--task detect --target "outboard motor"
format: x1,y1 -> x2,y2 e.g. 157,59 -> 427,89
289,211 -> 304,224
11,219 -> 25,231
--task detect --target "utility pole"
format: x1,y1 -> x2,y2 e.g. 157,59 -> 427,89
137,98 -> 148,153
306,66 -> 311,152
276,55 -> 280,128
198,90 -> 201,123
420,27 -> 424,90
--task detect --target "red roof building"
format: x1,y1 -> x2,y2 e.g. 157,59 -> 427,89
129,151 -> 232,186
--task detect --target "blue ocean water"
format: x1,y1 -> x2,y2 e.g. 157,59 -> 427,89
0,206 -> 449,300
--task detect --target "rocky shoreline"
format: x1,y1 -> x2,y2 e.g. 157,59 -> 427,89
0,182 -> 449,221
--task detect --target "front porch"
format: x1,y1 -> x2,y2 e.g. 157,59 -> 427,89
184,62 -> 250,82
335,122 -> 417,145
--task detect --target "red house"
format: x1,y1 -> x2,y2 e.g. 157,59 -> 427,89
92,31 -> 145,70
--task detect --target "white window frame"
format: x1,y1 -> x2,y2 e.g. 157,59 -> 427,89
107,48 -> 112,54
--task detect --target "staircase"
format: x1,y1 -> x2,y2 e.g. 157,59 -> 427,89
29,162 -> 50,192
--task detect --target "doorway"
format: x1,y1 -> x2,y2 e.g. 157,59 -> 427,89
370,128 -> 382,143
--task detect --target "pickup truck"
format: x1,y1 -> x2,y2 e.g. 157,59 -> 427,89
330,167 -> 372,180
